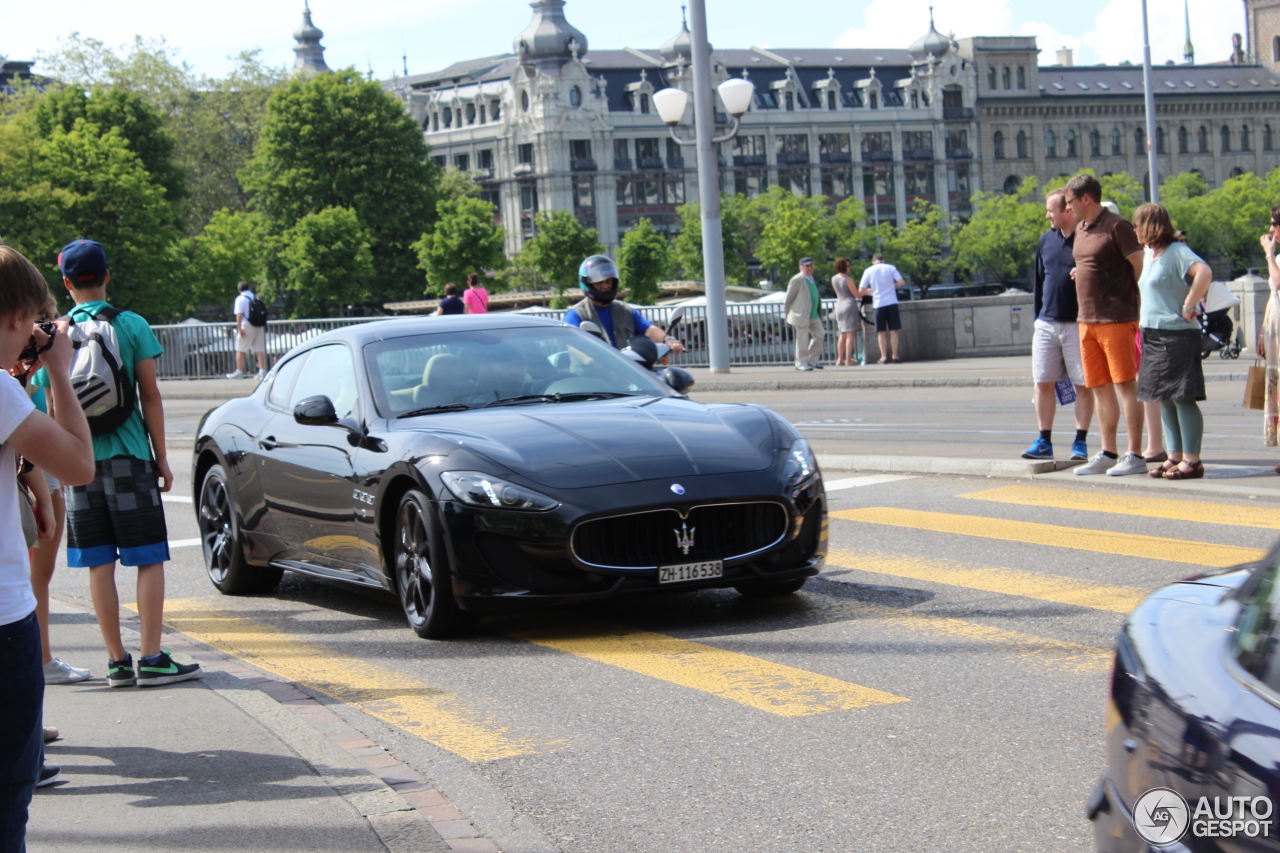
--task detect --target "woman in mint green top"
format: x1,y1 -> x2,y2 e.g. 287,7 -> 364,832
1133,204 -> 1213,480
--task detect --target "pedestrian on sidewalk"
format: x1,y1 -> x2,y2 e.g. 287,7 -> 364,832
1022,188 -> 1095,461
784,258 -> 824,370
33,239 -> 202,689
1065,175 -> 1148,477
1258,206 -> 1280,468
227,281 -> 268,380
832,258 -> 860,366
0,244 -> 95,852
857,254 -> 904,363
462,273 -> 489,314
1132,203 -> 1213,480
434,283 -> 465,315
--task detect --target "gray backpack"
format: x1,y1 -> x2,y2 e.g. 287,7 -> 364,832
67,305 -> 136,435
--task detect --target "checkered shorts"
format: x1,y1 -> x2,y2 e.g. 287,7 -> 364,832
65,456 -> 170,568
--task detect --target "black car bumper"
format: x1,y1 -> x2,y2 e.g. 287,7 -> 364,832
1090,772 -> 1193,853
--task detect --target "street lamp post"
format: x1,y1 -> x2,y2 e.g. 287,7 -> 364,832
1141,0 -> 1159,204
652,0 -> 753,373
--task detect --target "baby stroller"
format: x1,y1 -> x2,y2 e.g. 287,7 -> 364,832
1198,280 -> 1241,360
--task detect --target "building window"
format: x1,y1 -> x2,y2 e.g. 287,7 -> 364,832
454,153 -> 469,172
1016,130 -> 1028,159
903,131 -> 933,158
1111,128 -> 1122,155
734,169 -> 768,198
785,91 -> 795,111
1001,66 -> 1011,89
993,131 -> 1005,160
432,155 -> 446,168
1016,66 -> 1026,89
948,164 -> 972,204
827,90 -> 836,110
517,143 -> 534,166
1266,125 -> 1274,151
819,133 -> 852,159
1177,127 -> 1188,154
904,165 -> 935,199
777,134 -> 809,164
520,90 -> 529,112
570,139 -> 592,161
465,104 -> 476,125
613,139 -> 631,168
478,149 -> 493,171
1066,129 -> 1077,157
574,177 -> 594,209
1090,129 -> 1101,157
1045,129 -> 1056,158
861,132 -> 893,160
1274,36 -> 1280,62
442,108 -> 452,129
862,165 -> 893,216
1243,125 -> 1253,151
570,86 -> 582,108
868,92 -> 878,109
519,183 -> 538,238
1221,125 -> 1232,152
615,176 -> 634,205
635,137 -> 662,168
1134,127 -> 1145,153
988,67 -> 997,89
431,113 -> 439,132
1156,127 -> 1166,155
1003,175 -> 1020,194
821,167 -> 853,199
778,168 -> 809,196
946,129 -> 968,153
665,174 -> 686,204
732,134 -> 767,161
491,101 -> 501,121
640,94 -> 650,114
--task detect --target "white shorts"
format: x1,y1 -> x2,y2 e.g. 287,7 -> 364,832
236,324 -> 266,354
1031,318 -> 1086,385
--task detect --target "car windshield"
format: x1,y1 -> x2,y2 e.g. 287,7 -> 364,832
364,324 -> 676,418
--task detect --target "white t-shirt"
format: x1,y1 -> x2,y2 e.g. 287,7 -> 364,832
233,291 -> 254,323
859,263 -> 903,309
0,372 -> 36,626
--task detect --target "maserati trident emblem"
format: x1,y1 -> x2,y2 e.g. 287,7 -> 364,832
675,522 -> 696,556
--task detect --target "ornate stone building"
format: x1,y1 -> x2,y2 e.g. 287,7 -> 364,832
366,1 -> 1280,256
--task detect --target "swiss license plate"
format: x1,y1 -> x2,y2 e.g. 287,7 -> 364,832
658,560 -> 723,584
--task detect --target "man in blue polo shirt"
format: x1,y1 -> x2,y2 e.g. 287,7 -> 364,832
1021,189 -> 1095,461
564,254 -> 685,353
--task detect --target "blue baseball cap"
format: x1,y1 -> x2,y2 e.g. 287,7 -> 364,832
59,239 -> 108,282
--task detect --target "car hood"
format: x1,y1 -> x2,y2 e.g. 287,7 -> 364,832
390,398 -> 777,489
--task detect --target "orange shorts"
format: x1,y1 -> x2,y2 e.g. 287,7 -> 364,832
1078,321 -> 1140,387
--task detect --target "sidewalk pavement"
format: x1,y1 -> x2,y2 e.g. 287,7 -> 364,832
28,601 -> 499,853
160,353 -> 1274,497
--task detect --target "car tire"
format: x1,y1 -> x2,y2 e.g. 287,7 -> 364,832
394,490 -> 473,639
733,578 -> 807,597
199,463 -> 283,595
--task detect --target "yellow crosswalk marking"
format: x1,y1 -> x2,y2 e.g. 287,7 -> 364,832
824,549 -> 1147,613
832,508 -> 1265,568
509,616 -> 909,717
959,484 -> 1280,530
161,599 -> 557,762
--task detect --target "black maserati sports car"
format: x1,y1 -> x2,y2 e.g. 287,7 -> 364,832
192,315 -> 827,638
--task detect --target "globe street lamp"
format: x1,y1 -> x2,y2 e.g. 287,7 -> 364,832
650,5 -> 754,373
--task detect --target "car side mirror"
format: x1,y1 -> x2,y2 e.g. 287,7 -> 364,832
663,367 -> 694,395
294,395 -> 338,425
578,321 -> 605,340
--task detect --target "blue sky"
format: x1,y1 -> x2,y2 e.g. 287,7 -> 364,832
6,1 -> 1247,82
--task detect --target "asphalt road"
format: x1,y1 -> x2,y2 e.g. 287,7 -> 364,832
47,394 -> 1280,852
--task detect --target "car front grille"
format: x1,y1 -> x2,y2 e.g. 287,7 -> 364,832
571,502 -> 789,569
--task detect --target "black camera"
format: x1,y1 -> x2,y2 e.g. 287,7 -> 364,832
18,321 -> 56,363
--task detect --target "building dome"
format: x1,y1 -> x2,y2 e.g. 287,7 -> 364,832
660,19 -> 694,61
908,11 -> 951,60
293,2 -> 330,74
514,0 -> 588,63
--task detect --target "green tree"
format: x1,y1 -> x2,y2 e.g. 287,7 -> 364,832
673,199 -> 748,285
878,200 -> 952,296
412,196 -> 506,293
755,187 -> 832,281
952,175 -> 1045,286
241,68 -> 440,303
520,209 -> 604,298
188,209 -> 266,315
616,219 -> 672,305
1099,172 -> 1145,220
279,207 -> 374,317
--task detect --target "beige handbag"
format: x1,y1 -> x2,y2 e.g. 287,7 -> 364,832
1245,359 -> 1267,410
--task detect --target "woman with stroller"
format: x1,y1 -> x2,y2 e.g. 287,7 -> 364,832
1257,207 -> 1280,465
1132,203 -> 1213,479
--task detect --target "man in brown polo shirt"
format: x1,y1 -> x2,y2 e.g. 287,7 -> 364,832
1065,174 -> 1146,476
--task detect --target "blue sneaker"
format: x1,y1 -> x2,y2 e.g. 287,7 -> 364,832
1021,438 -> 1053,460
1070,439 -> 1088,461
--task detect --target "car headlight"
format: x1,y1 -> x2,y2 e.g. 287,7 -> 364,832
440,471 -> 560,512
781,438 -> 819,493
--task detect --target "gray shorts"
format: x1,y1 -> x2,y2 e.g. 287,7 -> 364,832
1031,318 -> 1085,385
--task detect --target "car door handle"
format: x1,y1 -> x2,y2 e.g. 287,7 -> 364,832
259,436 -> 280,450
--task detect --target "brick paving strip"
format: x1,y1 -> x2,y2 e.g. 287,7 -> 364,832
101,604 -> 504,853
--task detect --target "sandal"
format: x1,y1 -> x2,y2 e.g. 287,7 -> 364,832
1274,463 -> 1280,475
1148,460 -> 1178,478
1163,461 -> 1204,480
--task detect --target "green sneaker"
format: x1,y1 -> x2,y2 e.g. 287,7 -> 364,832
106,654 -> 136,688
136,651 -> 202,687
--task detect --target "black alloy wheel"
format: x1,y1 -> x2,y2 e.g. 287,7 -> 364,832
198,463 -> 282,594
393,490 -> 472,639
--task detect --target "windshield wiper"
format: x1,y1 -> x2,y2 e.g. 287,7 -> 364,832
481,394 -> 556,408
396,404 -> 474,418
482,392 -> 641,408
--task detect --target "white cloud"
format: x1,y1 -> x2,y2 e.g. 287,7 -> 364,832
833,0 -> 1012,52
1081,0 -> 1245,66
1017,22 -> 1082,67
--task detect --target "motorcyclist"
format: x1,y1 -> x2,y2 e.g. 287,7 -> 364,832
563,255 -> 686,354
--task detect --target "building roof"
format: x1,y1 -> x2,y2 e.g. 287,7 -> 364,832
1030,62 -> 1280,97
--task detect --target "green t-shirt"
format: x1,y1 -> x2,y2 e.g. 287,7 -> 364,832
806,277 -> 820,319
33,300 -> 163,462
1137,242 -> 1206,331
